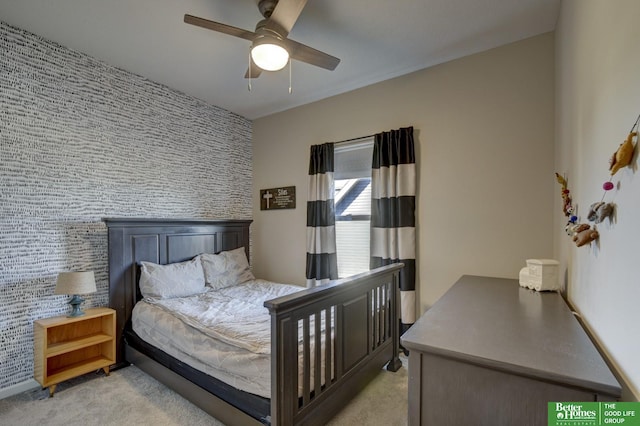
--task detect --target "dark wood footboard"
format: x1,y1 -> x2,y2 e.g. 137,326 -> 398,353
265,263 -> 403,426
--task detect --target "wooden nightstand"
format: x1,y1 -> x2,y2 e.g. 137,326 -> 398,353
34,307 -> 116,397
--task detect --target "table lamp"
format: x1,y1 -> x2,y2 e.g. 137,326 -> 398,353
55,271 -> 97,317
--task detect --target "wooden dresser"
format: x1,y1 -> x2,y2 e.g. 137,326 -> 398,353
401,275 -> 621,426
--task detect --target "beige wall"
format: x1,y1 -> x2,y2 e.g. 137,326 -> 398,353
253,33 -> 555,315
555,0 -> 640,400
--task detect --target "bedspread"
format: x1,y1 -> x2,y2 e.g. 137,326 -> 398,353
145,279 -> 302,354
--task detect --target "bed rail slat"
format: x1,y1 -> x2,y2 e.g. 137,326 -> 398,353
372,287 -> 378,349
384,283 -> 389,340
324,307 -> 333,390
302,317 -> 310,406
380,284 -> 386,346
313,312 -> 321,399
378,285 -> 384,346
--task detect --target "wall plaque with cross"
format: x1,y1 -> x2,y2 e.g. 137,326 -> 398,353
260,186 -> 296,210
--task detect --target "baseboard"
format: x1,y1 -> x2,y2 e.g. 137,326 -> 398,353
0,379 -> 39,400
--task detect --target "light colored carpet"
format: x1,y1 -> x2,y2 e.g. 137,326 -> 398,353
0,357 -> 407,426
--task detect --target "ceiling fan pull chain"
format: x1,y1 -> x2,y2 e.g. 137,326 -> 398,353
288,58 -> 292,94
248,48 -> 252,92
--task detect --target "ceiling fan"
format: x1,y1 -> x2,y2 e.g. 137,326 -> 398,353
184,0 -> 340,78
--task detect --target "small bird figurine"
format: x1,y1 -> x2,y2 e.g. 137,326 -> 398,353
609,131 -> 637,175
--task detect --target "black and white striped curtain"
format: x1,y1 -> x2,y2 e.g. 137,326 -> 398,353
306,143 -> 338,287
370,127 -> 416,334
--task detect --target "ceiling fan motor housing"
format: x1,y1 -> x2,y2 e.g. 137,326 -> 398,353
258,0 -> 279,18
254,19 -> 286,39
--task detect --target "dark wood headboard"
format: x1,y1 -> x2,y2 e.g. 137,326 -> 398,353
103,218 -> 252,366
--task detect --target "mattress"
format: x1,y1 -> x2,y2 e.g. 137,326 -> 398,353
132,279 -> 310,398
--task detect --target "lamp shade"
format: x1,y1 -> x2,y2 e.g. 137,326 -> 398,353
55,271 -> 97,295
251,37 -> 289,71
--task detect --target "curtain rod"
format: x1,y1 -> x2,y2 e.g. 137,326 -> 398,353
332,134 -> 376,146
332,126 -> 415,145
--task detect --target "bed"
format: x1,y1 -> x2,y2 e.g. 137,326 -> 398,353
104,218 -> 403,426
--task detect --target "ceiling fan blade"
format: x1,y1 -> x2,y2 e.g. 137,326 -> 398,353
285,39 -> 340,71
184,14 -> 255,41
244,61 -> 263,79
265,0 -> 308,37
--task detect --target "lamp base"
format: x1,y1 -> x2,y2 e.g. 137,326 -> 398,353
67,295 -> 86,317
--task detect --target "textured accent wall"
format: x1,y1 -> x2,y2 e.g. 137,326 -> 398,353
0,22 -> 252,390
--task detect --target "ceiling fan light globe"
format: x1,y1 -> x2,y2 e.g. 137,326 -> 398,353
251,43 -> 289,71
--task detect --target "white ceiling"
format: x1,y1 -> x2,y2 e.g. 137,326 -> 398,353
0,0 -> 560,120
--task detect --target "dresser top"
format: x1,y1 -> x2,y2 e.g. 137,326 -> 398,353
401,275 -> 621,397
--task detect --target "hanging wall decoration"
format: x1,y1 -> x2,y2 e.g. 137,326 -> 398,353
608,131 -> 637,176
555,173 -> 579,236
587,201 -> 614,224
554,173 -> 598,247
557,113 -> 639,248
572,223 -> 599,247
555,173 -> 575,219
588,115 -> 639,224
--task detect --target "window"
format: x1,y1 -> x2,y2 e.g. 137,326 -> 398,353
334,139 -> 373,277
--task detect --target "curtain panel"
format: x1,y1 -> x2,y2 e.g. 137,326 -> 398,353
370,127 -> 416,333
306,142 -> 338,287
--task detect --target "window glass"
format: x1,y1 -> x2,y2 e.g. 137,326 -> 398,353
334,139 -> 373,277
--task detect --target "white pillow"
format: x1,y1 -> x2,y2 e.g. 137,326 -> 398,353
199,247 -> 255,290
139,257 -> 206,299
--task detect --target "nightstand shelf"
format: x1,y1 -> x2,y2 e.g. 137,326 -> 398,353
47,356 -> 114,383
47,333 -> 113,357
34,307 -> 116,397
